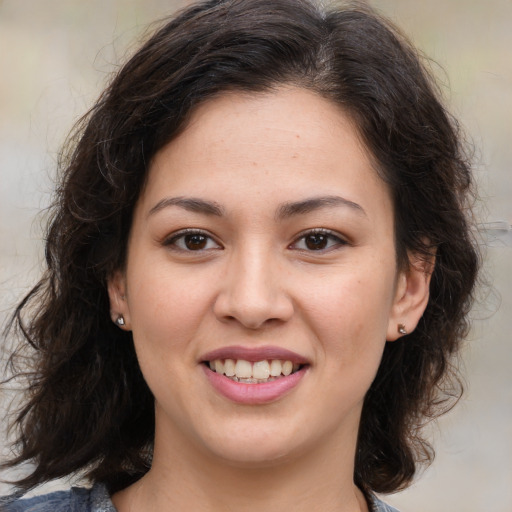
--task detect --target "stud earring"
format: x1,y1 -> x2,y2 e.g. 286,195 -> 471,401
115,316 -> 125,327
397,323 -> 407,335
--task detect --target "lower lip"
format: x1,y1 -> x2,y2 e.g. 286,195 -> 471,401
202,365 -> 307,404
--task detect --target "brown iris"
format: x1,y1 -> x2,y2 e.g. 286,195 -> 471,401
304,233 -> 329,250
184,234 -> 208,250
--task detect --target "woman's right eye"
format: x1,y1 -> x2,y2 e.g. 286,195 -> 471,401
165,230 -> 222,251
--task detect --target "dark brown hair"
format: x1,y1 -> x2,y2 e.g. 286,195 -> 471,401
2,0 -> 479,497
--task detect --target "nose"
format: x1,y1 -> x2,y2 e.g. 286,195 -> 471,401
213,246 -> 294,329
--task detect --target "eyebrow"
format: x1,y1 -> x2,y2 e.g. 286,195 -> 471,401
275,195 -> 367,220
148,194 -> 366,220
148,197 -> 224,217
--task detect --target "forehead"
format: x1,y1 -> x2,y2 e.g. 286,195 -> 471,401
181,88 -> 365,160
140,87 -> 392,224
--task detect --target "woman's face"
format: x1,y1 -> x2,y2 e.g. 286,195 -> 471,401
109,87 -> 428,468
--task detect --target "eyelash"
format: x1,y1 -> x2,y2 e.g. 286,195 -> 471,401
163,229 -> 222,252
290,229 -> 348,252
163,228 -> 347,253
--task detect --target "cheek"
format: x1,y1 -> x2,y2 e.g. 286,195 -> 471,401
299,265 -> 395,360
126,271 -> 202,400
128,259 -> 213,327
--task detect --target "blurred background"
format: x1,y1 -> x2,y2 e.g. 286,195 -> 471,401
0,1 -> 510,510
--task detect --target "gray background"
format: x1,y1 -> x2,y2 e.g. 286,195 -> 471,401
1,1 -> 510,510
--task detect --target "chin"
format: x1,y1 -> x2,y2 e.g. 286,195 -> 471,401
199,421 -> 306,467
210,442 -> 296,469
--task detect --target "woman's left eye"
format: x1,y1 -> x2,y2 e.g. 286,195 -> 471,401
165,231 -> 221,251
291,230 -> 347,252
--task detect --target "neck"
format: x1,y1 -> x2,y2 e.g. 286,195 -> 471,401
113,423 -> 368,512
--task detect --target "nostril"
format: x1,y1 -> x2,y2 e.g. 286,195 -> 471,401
212,274 -> 294,329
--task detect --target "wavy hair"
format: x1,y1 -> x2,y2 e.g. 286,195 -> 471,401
2,0 -> 479,497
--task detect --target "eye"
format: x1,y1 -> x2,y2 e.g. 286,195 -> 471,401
291,229 -> 347,252
165,230 -> 222,251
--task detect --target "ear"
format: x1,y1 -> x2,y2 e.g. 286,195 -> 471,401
387,251 -> 435,341
107,270 -> 132,330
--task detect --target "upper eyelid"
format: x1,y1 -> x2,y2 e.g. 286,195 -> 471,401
167,228 -> 210,236
163,228 -> 220,245
292,228 -> 347,241
289,228 -> 349,249
161,227 -> 348,247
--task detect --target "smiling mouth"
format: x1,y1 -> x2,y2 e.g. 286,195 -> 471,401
205,359 -> 304,383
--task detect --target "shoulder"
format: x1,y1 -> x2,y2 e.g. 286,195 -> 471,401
0,488 -> 78,512
370,494 -> 401,512
0,483 -> 116,512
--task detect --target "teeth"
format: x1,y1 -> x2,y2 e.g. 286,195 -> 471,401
223,358 -> 235,377
252,360 -> 270,380
214,360 -> 224,374
208,358 -> 300,381
234,359 -> 252,379
269,360 -> 282,376
282,360 -> 293,376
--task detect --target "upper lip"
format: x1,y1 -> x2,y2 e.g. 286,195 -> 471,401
200,345 -> 310,365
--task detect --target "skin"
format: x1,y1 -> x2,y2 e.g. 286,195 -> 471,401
108,87 -> 432,512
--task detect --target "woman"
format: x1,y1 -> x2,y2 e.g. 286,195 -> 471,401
1,0 -> 479,511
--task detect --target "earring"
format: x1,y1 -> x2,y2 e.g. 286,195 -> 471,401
115,315 -> 125,327
397,323 -> 407,335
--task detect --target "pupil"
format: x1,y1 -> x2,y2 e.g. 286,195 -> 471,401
306,234 -> 327,250
185,234 -> 207,250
